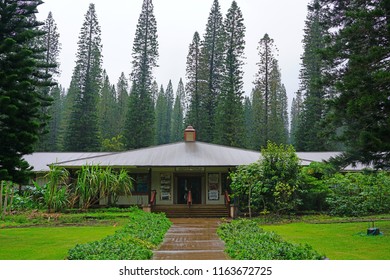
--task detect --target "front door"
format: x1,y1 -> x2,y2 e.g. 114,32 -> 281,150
177,176 -> 202,204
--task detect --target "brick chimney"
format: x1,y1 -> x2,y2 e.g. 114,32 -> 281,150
184,126 -> 196,142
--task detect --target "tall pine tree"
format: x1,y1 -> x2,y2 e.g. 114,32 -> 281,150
45,85 -> 64,151
125,0 -> 158,149
171,78 -> 185,142
63,3 -> 102,152
36,11 -> 61,151
116,72 -> 129,136
214,1 -> 246,147
185,31 -> 202,130
268,60 -> 289,144
0,0 -> 52,183
243,96 -> 254,149
250,87 -> 266,150
290,90 -> 303,146
98,70 -> 117,142
165,80 -> 174,142
197,0 -> 225,142
252,33 -> 278,147
319,0 -> 390,169
295,0 -> 333,151
154,85 -> 167,145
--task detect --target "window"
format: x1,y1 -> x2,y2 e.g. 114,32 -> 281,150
133,174 -> 149,194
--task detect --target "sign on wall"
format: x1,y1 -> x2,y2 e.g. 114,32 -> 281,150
208,173 -> 219,200
160,173 -> 171,200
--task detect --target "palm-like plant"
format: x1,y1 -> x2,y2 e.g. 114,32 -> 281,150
76,165 -> 101,210
44,166 -> 70,212
76,166 -> 133,209
110,169 -> 133,206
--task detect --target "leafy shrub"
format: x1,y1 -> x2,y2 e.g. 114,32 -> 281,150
218,219 -> 323,260
68,233 -> 153,260
229,142 -> 301,216
298,162 -> 335,212
67,208 -> 171,260
326,172 -> 390,216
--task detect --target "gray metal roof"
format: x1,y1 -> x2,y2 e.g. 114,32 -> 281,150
23,152 -> 110,172
23,144 -> 368,172
54,142 -> 262,168
296,152 -> 370,171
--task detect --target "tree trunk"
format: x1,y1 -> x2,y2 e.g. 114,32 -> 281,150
2,184 -> 8,220
248,186 -> 252,218
0,181 -> 3,218
9,186 -> 14,214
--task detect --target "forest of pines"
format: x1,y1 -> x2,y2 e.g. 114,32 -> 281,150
37,0 -> 290,152
1,0 -> 389,184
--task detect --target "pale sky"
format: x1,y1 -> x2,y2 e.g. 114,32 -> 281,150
37,0 -> 310,107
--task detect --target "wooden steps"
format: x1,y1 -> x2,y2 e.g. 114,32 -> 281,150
152,204 -> 229,218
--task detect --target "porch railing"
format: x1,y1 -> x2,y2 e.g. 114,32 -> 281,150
224,190 -> 231,206
150,190 -> 157,206
187,190 -> 192,206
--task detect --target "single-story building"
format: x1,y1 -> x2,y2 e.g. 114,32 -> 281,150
23,126 -> 367,217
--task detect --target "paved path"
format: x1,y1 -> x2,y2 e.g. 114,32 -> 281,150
153,218 -> 229,260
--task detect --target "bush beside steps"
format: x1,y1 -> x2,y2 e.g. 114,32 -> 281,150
67,207 -> 171,260
218,219 -> 324,260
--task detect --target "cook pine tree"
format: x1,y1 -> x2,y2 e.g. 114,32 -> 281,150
214,1 -> 246,147
171,78 -> 185,142
155,85 -> 168,145
45,85 -> 64,151
116,72 -> 129,136
243,96 -> 254,149
252,33 -> 278,148
36,11 -> 62,151
268,60 -> 289,144
63,3 -> 103,152
125,0 -> 159,149
0,0 -> 53,184
318,0 -> 390,169
294,0 -> 333,151
197,0 -> 225,142
98,70 -> 117,142
164,80 -> 174,143
290,90 -> 303,146
185,31 -> 202,130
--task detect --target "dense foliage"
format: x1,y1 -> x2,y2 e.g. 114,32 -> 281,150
124,0 -> 158,149
67,208 -> 171,260
230,143 -> 390,218
320,0 -> 390,169
326,172 -> 390,217
294,0 -> 336,151
214,1 -> 246,147
292,0 -> 390,168
0,0 -> 53,184
230,142 -> 300,216
35,11 -> 62,151
1,165 -> 133,216
218,219 -> 323,260
195,0 -> 225,142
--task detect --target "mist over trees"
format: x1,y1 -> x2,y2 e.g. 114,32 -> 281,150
12,0 -> 388,170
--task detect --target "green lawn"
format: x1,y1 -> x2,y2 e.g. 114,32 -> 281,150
0,225 -> 120,260
262,220 -> 390,260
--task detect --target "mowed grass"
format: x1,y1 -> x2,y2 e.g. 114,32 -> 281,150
0,225 -> 121,260
262,220 -> 390,260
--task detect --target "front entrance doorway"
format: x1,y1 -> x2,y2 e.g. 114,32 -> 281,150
177,176 -> 202,204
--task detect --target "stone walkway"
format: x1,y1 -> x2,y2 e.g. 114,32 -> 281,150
152,218 -> 229,260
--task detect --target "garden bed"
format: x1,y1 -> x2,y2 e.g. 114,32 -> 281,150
0,208 -> 171,260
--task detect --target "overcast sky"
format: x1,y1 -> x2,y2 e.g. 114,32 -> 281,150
37,0 -> 310,106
